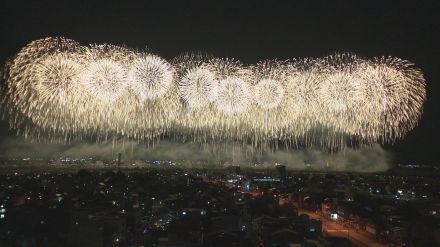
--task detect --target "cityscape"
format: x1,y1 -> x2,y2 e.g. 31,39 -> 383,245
0,157 -> 439,246
1,1 -> 439,247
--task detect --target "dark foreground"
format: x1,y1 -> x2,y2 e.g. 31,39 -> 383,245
0,167 -> 439,247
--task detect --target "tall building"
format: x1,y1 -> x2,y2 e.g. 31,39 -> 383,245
275,164 -> 287,183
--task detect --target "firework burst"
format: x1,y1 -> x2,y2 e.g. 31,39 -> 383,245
254,79 -> 284,110
215,76 -> 252,115
82,59 -> 128,104
128,54 -> 174,102
0,38 -> 427,150
179,66 -> 218,109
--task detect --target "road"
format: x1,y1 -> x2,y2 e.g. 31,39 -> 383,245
298,209 -> 386,247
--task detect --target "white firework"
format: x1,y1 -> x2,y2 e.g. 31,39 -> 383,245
128,54 -> 174,101
216,76 -> 252,115
1,38 -> 427,149
281,62 -> 323,134
32,53 -> 83,103
254,79 -> 284,109
357,57 -> 425,141
179,67 -> 218,108
319,70 -> 363,113
82,59 -> 128,104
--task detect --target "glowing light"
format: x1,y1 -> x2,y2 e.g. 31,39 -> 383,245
254,79 -> 284,110
82,59 -> 127,103
32,53 -> 83,104
0,37 -> 426,150
179,67 -> 218,108
128,54 -> 174,101
216,76 -> 252,115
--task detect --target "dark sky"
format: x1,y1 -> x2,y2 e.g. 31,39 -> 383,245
0,1 -> 439,165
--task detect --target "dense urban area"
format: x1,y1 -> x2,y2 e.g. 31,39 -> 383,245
0,158 -> 439,247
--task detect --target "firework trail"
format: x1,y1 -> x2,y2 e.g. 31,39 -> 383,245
0,37 -> 427,150
128,54 -> 174,101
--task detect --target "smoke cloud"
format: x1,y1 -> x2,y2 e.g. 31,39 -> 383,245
0,137 -> 392,172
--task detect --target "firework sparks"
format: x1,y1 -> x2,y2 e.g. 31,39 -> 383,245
0,38 -> 427,149
216,76 -> 252,115
82,59 -> 128,104
128,54 -> 174,102
179,66 -> 218,109
254,79 -> 284,110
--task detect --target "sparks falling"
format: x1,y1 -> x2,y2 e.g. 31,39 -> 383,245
0,37 -> 427,149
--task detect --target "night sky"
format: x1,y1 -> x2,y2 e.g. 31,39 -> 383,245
0,1 -> 439,165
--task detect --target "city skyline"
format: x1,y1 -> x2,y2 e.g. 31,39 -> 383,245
0,2 -> 439,247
